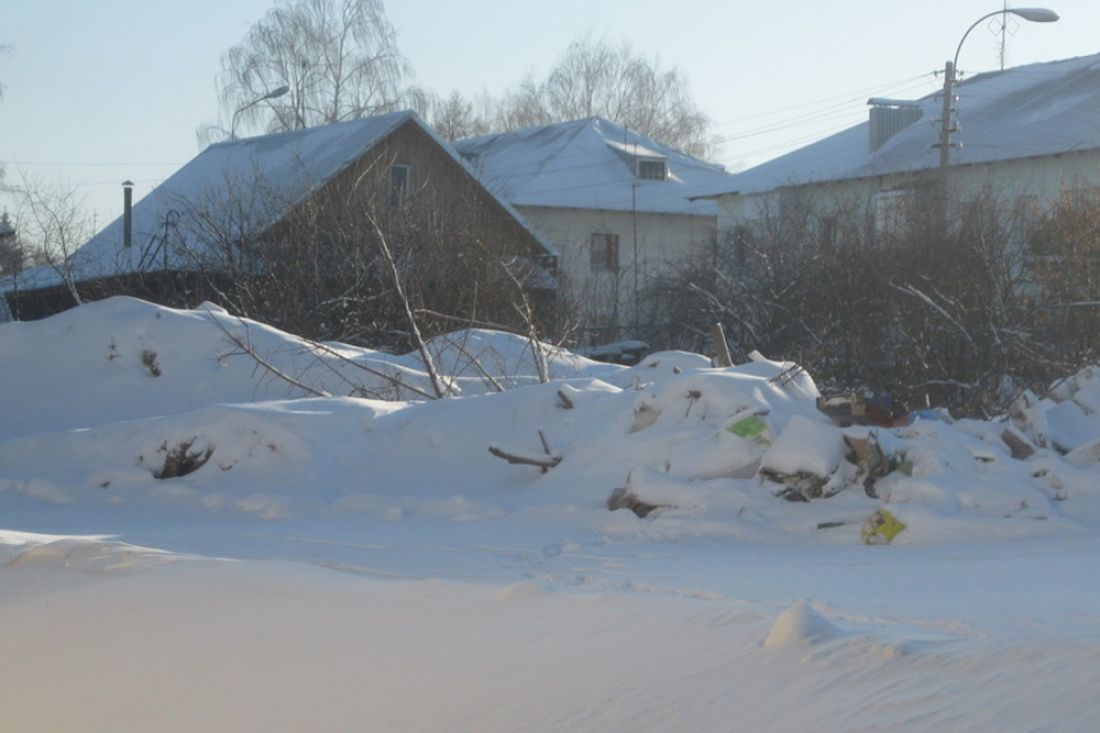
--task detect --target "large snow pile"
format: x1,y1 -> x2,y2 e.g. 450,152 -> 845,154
1,296 -> 1098,545
4,298 -> 1100,731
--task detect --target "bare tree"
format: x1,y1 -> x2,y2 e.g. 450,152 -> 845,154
432,35 -> 717,159
0,213 -> 29,277
13,176 -> 92,306
645,184 -> 1068,416
200,0 -> 421,144
428,91 -> 475,141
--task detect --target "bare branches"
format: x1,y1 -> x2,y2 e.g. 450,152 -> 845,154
205,0 -> 412,141
365,211 -> 452,399
304,338 -> 436,400
429,34 -> 716,158
12,174 -> 91,306
211,315 -> 331,398
643,185 -> 1099,416
891,282 -> 978,353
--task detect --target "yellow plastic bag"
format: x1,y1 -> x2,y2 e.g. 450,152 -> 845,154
861,509 -> 906,545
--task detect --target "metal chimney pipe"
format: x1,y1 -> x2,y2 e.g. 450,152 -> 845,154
122,180 -> 134,248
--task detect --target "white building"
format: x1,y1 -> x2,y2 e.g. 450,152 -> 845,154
455,118 -> 736,342
695,52 -> 1100,242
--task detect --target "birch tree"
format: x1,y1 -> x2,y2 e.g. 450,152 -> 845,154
202,0 -> 420,143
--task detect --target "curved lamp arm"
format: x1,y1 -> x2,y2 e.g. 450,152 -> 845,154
954,7 -> 1059,72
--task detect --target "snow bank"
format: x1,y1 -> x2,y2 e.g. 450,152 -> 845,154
0,297 -> 620,440
2,298 -> 1100,546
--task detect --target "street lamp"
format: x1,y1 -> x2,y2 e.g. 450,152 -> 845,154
229,84 -> 290,140
937,7 -> 1059,169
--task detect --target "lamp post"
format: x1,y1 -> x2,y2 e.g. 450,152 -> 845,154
938,7 -> 1059,170
229,84 -> 290,140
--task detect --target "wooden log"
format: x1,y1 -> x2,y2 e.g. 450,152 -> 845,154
711,323 -> 733,368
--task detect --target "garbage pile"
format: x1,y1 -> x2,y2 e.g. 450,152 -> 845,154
495,353 -> 1100,545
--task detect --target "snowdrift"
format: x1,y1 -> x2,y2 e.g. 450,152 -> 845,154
3,297 -> 1099,545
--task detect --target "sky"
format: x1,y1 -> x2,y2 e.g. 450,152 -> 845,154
2,0 -> 1099,231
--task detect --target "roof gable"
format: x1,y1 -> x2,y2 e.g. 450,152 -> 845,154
11,110 -> 556,291
455,117 -> 734,215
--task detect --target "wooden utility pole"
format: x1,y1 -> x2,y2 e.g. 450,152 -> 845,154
938,60 -> 956,171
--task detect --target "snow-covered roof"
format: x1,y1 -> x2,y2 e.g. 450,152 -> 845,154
695,52 -> 1100,199
7,110 -> 556,293
454,117 -> 735,216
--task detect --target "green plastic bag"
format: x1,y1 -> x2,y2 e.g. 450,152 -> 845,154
727,414 -> 771,445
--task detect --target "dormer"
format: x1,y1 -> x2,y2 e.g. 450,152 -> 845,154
606,140 -> 669,181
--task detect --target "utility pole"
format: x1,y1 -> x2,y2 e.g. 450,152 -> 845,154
938,60 -> 956,172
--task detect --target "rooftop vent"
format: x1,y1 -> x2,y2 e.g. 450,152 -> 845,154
867,98 -> 923,153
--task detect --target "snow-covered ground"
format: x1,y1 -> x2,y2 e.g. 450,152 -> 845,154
2,297 -> 1099,731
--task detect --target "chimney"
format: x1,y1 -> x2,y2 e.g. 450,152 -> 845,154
122,180 -> 134,248
866,98 -> 923,153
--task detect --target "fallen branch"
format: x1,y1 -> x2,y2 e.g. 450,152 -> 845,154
488,443 -> 562,469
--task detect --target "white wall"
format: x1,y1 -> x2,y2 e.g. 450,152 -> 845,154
518,206 -> 715,341
717,149 -> 1100,239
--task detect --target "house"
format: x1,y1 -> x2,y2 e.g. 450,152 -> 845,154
3,110 -> 558,333
454,117 -> 737,342
695,52 -> 1100,244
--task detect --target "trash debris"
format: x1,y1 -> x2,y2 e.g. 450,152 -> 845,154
860,509 -> 906,545
843,433 -> 895,498
726,412 -> 771,445
817,390 -> 910,428
1001,425 -> 1036,459
760,416 -> 847,501
1008,390 -> 1050,450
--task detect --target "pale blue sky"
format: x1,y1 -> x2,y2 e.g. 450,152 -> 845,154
3,0 -> 1099,229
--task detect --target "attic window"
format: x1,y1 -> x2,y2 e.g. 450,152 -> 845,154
637,158 -> 667,181
389,164 -> 411,206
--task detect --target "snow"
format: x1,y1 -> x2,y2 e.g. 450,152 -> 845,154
455,117 -> 735,215
763,600 -> 841,648
696,51 -> 1100,198
3,297 -> 1100,730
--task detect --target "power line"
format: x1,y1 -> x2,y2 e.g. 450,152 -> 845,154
709,73 -> 937,128
10,161 -> 183,168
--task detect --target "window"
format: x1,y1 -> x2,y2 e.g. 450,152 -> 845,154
733,225 -> 753,267
389,164 -> 411,206
590,233 -> 620,272
636,159 -> 667,181
872,189 -> 913,238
